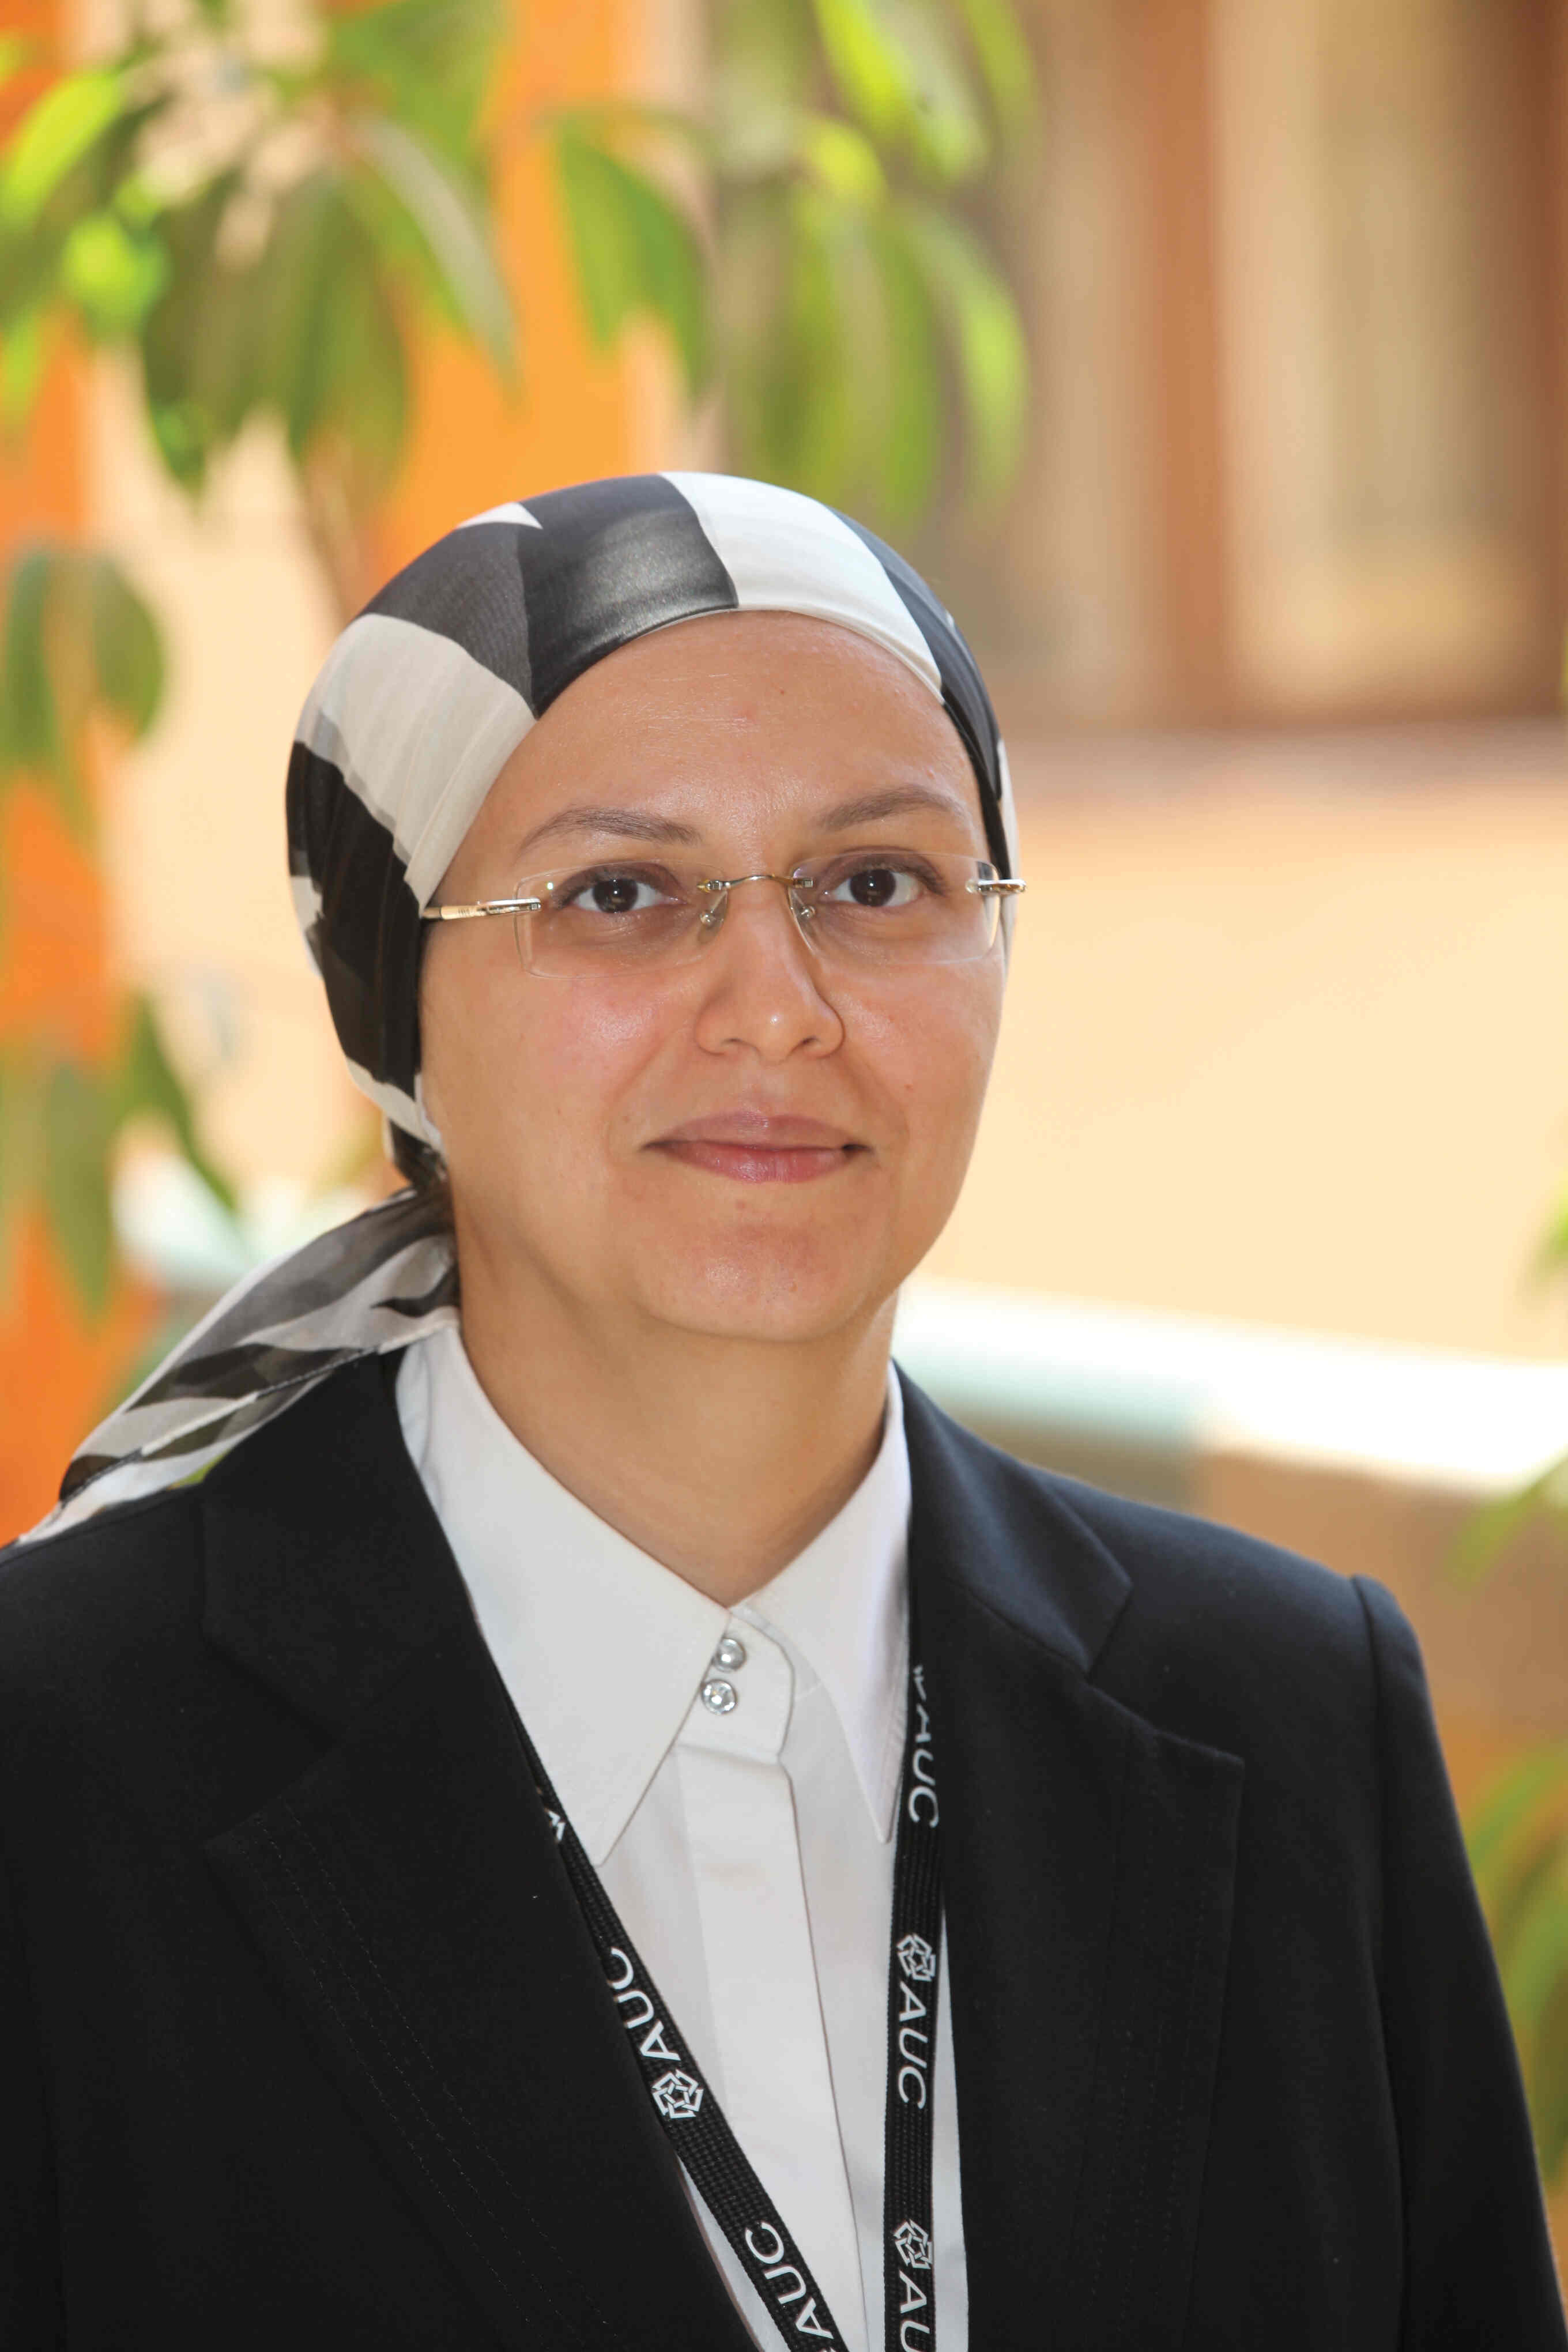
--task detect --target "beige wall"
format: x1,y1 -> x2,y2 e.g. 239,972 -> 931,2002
927,723 -> 1568,1359
91,381 -> 361,1192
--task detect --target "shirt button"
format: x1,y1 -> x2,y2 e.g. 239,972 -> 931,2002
714,1635 -> 747,1671
701,1677 -> 738,1716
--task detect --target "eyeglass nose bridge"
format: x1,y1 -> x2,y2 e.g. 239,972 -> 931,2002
693,870 -> 816,935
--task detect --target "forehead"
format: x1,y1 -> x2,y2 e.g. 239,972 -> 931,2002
471,611 -> 979,842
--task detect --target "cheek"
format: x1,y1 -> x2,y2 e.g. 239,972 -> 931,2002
421,947 -> 669,1164
845,968 -> 1004,1155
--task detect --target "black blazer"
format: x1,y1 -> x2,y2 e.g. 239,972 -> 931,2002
0,1355 -> 1561,2350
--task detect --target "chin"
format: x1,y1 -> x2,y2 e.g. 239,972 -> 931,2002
637,1230 -> 900,1346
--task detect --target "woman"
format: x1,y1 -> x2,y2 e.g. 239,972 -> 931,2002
1,473 -> 1561,2349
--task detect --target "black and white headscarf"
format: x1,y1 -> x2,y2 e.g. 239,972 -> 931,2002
35,473 -> 1017,1539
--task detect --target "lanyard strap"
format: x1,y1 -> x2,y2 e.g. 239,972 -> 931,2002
883,1659 -> 941,2352
504,1630 -> 943,2352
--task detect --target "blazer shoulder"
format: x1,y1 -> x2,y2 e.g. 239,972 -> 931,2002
1046,1463 -> 1368,1652
0,1353 -> 397,1695
0,1480 -> 207,1701
903,1375 -> 1378,1763
1052,1472 -> 1385,1777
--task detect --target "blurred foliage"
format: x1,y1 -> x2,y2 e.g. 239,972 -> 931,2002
0,0 -> 522,617
552,0 -> 1043,524
0,0 -> 1034,602
1467,1745 -> 1568,2185
552,0 -> 1036,528
708,0 -> 1033,525
1458,1185 -> 1568,2187
1453,1181 -> 1568,1589
0,541 -> 161,840
0,542 -> 236,1321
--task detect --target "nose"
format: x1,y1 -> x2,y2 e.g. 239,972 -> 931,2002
689,876 -> 845,1063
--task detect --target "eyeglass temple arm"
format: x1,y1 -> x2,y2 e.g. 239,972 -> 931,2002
421,896 -> 544,922
973,878 -> 1027,896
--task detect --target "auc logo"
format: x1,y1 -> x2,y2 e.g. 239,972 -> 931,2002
906,1664 -> 937,1829
605,1946 -> 702,2119
888,2218 -> 935,2350
894,1932 -> 936,2109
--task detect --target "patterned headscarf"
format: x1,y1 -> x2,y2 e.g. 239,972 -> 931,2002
35,473 -> 1016,1539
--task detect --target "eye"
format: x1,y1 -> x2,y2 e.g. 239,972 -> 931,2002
555,866 -> 680,917
820,860 -> 931,911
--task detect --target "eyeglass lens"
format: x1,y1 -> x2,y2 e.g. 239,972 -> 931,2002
511,850 -> 1005,978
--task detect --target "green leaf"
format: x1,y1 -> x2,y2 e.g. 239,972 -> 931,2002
757,182 -> 860,500
887,0 -> 991,181
110,994 -> 236,1212
1533,1183 -> 1568,1281
0,1049 -> 44,1300
725,177 -> 933,513
553,124 -> 710,395
326,0 -> 504,165
0,69 -> 126,231
42,1059 -> 115,1318
811,0 -> 911,146
138,173 -> 251,491
899,198 -> 1027,500
865,212 -> 943,521
146,397 -> 209,488
88,553 -> 164,738
715,0 -> 815,95
0,92 -> 161,345
953,0 -> 1036,138
257,173 -> 360,458
1531,1961 -> 1568,2182
353,116 -> 514,374
1465,1744 -> 1568,2187
0,544 -> 164,822
252,172 -> 409,487
1451,1450 -> 1568,1585
277,178 -> 355,456
711,0 -> 815,170
0,543 -> 74,809
810,0 -> 988,182
60,209 -> 169,337
797,114 -> 885,206
1505,1860 -> 1568,2042
0,304 -> 50,432
1467,1747 -> 1568,1893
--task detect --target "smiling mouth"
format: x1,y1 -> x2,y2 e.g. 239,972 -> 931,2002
649,1118 -> 866,1185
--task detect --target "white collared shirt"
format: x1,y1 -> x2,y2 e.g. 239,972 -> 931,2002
397,1325 -> 966,2352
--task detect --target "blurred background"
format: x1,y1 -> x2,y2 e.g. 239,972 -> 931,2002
2,0 -> 1567,2265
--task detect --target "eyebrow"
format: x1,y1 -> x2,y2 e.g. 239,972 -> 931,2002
812,783 -> 974,832
516,781 -> 971,861
516,804 -> 703,857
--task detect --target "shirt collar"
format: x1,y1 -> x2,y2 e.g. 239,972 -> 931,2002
740,1373 -> 909,1839
396,1325 -> 909,1864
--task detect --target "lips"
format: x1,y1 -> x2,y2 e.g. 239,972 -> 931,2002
649,1113 -> 865,1184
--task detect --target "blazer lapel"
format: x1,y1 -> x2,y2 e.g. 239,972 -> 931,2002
200,1357 -> 752,2352
903,1379 -> 1243,2351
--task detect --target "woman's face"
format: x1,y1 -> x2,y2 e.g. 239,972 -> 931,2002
419,611 -> 1007,1348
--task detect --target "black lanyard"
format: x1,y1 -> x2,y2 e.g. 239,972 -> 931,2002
505,1629 -> 943,2352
